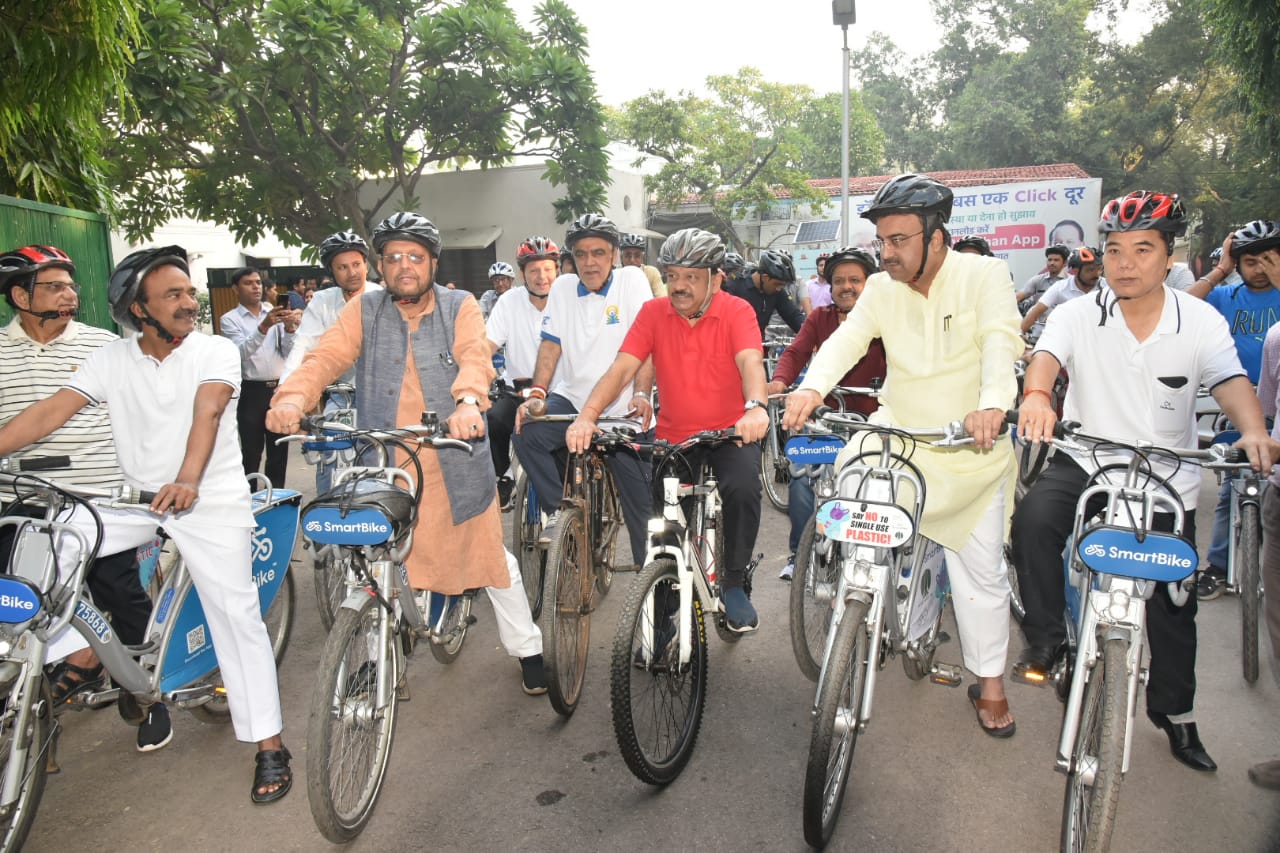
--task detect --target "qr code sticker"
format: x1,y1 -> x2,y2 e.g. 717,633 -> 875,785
186,624 -> 207,655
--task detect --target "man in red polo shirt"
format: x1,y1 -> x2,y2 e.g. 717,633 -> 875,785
565,228 -> 769,632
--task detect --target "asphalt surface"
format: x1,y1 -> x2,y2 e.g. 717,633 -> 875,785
23,451 -> 1280,852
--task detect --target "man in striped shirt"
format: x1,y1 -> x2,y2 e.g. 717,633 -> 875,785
0,243 -> 171,750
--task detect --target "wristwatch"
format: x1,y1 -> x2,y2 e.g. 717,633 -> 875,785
455,395 -> 481,407
743,399 -> 766,412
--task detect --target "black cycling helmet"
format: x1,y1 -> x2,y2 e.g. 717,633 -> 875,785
370,212 -> 442,256
952,236 -> 994,256
1044,244 -> 1069,261
861,173 -> 954,284
619,233 -> 647,250
756,249 -> 795,283
516,236 -> 561,268
1229,219 -> 1280,261
657,228 -> 725,270
0,244 -> 76,309
564,213 -> 620,249
318,230 -> 369,274
109,245 -> 189,339
824,246 -> 879,280
722,252 -> 745,275
1098,191 -> 1187,252
1068,246 -> 1101,270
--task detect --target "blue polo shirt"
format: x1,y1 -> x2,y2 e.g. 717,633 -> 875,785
1204,282 -> 1280,382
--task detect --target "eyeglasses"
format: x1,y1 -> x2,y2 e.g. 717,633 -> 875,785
34,281 -> 80,295
383,252 -> 429,265
871,231 -> 924,252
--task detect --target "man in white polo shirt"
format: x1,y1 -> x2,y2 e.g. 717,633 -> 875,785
1013,191 -> 1280,773
1019,245 -> 1103,338
0,246 -> 292,804
512,214 -> 654,568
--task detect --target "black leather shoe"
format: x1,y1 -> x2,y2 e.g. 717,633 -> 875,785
1147,711 -> 1218,771
1011,642 -> 1064,685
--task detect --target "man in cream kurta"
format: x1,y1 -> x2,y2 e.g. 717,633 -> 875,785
784,173 -> 1023,736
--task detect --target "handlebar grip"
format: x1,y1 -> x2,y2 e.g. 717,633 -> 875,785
14,455 -> 72,472
813,405 -> 833,419
299,414 -> 325,433
526,397 -> 547,417
1220,447 -> 1246,464
1005,409 -> 1073,440
136,489 -> 159,505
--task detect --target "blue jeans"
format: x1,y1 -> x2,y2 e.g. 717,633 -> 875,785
787,471 -> 816,557
1207,474 -> 1232,573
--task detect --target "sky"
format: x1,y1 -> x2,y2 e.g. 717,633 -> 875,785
508,0 -> 943,106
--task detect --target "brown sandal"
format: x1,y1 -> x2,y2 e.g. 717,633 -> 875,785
967,683 -> 1016,738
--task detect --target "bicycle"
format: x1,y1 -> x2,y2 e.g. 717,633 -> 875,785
609,430 -> 760,785
1011,426 -> 1233,853
521,412 -> 633,716
0,457 -> 298,851
492,382 -> 548,620
296,416 -> 478,843
797,412 -> 988,848
760,334 -> 797,513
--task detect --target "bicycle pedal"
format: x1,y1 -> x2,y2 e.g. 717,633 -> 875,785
928,663 -> 963,687
396,679 -> 410,702
1011,661 -> 1050,687
464,615 -> 477,625
73,686 -> 122,710
936,631 -> 950,644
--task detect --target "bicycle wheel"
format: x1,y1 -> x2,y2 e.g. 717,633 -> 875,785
512,472 -> 547,620
314,546 -> 347,632
307,596 -> 399,843
189,569 -> 296,724
1239,502 -> 1261,684
0,676 -> 54,852
594,467 -> 622,597
790,521 -> 839,681
803,599 -> 870,849
1005,544 -> 1026,623
761,417 -> 790,512
610,558 -> 708,785
690,507 -> 736,645
427,593 -> 471,665
1061,636 -> 1129,853
541,507 -> 591,717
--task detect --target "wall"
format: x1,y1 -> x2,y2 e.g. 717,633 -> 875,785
109,217 -> 307,293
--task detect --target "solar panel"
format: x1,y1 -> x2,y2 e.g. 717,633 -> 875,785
794,219 -> 841,244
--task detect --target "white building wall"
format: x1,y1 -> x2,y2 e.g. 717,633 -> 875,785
110,218 -> 306,292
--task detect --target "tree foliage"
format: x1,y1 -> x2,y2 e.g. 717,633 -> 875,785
111,0 -> 610,247
0,0 -> 141,210
1204,0 -> 1280,161
610,67 -> 884,250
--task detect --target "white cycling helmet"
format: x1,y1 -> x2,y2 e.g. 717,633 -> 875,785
488,262 -> 515,280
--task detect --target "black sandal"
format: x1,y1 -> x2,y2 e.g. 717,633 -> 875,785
251,747 -> 293,805
50,662 -> 106,704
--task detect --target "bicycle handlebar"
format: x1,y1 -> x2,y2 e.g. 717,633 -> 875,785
0,454 -> 72,474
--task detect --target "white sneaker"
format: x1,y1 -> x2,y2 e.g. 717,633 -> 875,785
537,511 -> 561,545
779,561 -> 794,581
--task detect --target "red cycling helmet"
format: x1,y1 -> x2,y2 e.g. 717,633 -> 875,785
0,244 -> 76,310
1099,191 -> 1187,250
516,236 -> 561,268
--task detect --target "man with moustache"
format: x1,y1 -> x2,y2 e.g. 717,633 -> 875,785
267,213 -> 548,695
783,173 -> 1024,737
1019,245 -> 1104,337
565,228 -> 769,632
767,246 -> 886,581
0,246 -> 292,801
725,248 -> 806,338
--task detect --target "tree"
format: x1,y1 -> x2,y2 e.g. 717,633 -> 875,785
612,67 -> 882,251
1204,0 -> 1280,161
0,0 -> 141,210
111,0 -> 609,247
793,92 -> 885,179
855,34 -> 939,173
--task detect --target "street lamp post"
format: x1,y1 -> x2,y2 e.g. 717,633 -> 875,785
833,1 -> 856,246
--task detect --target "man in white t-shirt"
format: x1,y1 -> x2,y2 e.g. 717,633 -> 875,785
0,246 -> 292,804
486,236 -> 560,507
512,214 -> 655,568
1020,245 -> 1104,339
1013,191 -> 1280,773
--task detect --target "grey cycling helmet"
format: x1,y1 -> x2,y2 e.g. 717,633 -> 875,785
722,252 -> 745,275
564,214 -> 620,249
657,228 -> 726,270
756,249 -> 796,283
371,212 -> 442,256
619,233 -> 647,250
488,261 -> 515,279
824,246 -> 879,279
108,245 -> 189,335
1229,219 -> 1280,261
318,230 -> 369,273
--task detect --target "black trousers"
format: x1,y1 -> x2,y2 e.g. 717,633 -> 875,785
1010,454 -> 1199,715
488,393 -> 519,479
238,379 -> 288,489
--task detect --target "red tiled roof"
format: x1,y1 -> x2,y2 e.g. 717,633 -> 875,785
678,163 -> 1093,205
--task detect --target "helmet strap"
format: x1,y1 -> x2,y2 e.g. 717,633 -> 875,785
688,270 -> 715,319
138,305 -> 185,345
15,305 -> 77,326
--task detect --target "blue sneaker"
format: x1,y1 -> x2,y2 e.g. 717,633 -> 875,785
722,587 -> 759,634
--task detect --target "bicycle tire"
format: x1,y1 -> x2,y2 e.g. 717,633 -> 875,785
542,507 -> 591,717
1005,544 -> 1026,623
790,521 -> 838,681
512,471 -> 547,620
1060,636 -> 1129,853
803,599 -> 870,848
427,593 -> 471,665
691,506 -> 736,645
307,596 -> 399,843
0,676 -> 54,853
610,558 -> 708,785
314,546 -> 347,632
189,569 -> 296,724
1239,502 -> 1261,684
594,466 -> 622,597
761,419 -> 790,512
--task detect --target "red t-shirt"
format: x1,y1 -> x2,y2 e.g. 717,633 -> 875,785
620,291 -> 762,441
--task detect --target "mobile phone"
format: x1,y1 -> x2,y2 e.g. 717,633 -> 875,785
275,293 -> 291,309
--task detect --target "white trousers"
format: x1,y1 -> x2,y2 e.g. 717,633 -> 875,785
942,490 -> 1011,678
52,505 -> 283,743
484,549 -> 542,659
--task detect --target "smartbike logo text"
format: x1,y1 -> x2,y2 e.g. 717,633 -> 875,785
1075,526 -> 1198,583
1082,541 -> 1192,568
305,519 -> 390,534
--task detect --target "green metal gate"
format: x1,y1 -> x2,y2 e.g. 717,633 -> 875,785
0,194 -> 114,331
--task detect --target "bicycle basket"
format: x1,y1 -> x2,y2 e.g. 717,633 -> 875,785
301,478 -> 417,546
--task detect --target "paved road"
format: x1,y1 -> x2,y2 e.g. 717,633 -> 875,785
24,457 -> 1280,852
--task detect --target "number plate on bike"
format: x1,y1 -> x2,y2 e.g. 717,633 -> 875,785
815,499 -> 913,546
302,506 -> 396,545
785,433 -> 844,465
1075,526 -> 1197,582
0,575 -> 42,623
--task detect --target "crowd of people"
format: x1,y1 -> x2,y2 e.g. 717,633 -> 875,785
1,171 -> 1278,820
